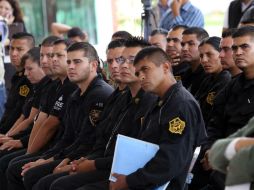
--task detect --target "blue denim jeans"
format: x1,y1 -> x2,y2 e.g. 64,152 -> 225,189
0,83 -> 6,119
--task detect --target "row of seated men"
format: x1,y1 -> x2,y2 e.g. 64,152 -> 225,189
148,25 -> 254,190
0,24 -> 253,190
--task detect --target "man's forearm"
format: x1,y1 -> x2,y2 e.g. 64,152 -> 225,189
28,112 -> 48,148
27,115 -> 60,154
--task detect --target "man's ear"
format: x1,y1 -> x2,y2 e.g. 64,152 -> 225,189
90,60 -> 98,72
162,61 -> 171,73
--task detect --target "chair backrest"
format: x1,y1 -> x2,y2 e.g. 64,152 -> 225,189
153,146 -> 201,190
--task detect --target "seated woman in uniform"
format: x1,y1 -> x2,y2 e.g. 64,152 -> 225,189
195,36 -> 231,125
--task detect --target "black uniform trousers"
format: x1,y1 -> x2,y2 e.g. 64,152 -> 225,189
48,170 -> 110,190
0,149 -> 26,190
76,180 -> 109,190
7,154 -> 45,190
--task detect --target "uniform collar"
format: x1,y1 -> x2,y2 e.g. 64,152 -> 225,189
33,75 -> 51,91
131,88 -> 145,105
158,81 -> 181,107
239,73 -> 254,89
76,75 -> 102,99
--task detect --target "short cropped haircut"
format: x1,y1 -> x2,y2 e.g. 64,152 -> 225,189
41,36 -> 61,47
11,32 -> 35,48
171,25 -> 188,31
182,27 -> 209,42
222,28 -> 237,38
112,30 -> 132,40
20,47 -> 40,67
124,36 -> 151,48
67,27 -> 86,40
150,28 -> 168,36
107,39 -> 126,50
232,26 -> 254,39
53,39 -> 72,50
67,42 -> 99,62
199,36 -> 221,52
134,46 -> 171,67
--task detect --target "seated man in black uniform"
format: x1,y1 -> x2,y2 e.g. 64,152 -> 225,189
80,47 -> 206,190
7,42 -> 114,190
32,37 -> 156,190
0,47 -> 51,189
181,27 -> 209,95
219,29 -> 242,78
0,32 -> 34,135
27,35 -> 61,154
6,38 -> 126,190
199,26 -> 254,190
5,39 -> 77,189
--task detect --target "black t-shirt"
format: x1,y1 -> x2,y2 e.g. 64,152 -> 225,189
49,77 -> 78,119
40,79 -> 62,114
42,75 -> 113,159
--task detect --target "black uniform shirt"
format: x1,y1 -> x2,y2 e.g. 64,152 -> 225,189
49,77 -> 77,119
182,64 -> 207,95
205,73 -> 254,150
0,71 -> 32,133
194,70 -> 231,125
173,62 -> 190,81
12,76 -> 52,146
38,79 -> 61,114
86,88 -> 131,160
126,82 -> 206,190
21,76 -> 52,118
43,76 -> 113,159
93,89 -> 157,170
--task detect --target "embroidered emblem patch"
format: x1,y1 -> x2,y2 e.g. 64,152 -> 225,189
89,109 -> 102,126
206,92 -> 216,105
19,85 -> 30,97
169,117 -> 185,135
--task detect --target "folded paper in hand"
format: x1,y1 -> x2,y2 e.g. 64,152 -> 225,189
109,134 -> 170,190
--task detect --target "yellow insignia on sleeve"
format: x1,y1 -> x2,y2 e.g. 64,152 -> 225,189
169,117 -> 186,135
89,109 -> 102,126
19,85 -> 30,97
206,92 -> 216,105
174,76 -> 181,81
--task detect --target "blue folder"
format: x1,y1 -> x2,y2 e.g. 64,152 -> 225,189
109,134 -> 170,190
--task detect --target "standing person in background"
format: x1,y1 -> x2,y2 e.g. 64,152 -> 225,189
150,0 -> 170,30
159,0 -> 204,31
223,0 -> 254,31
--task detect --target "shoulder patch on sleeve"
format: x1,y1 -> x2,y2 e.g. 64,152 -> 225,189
89,109 -> 102,126
169,117 -> 185,135
206,92 -> 216,105
19,85 -> 30,97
